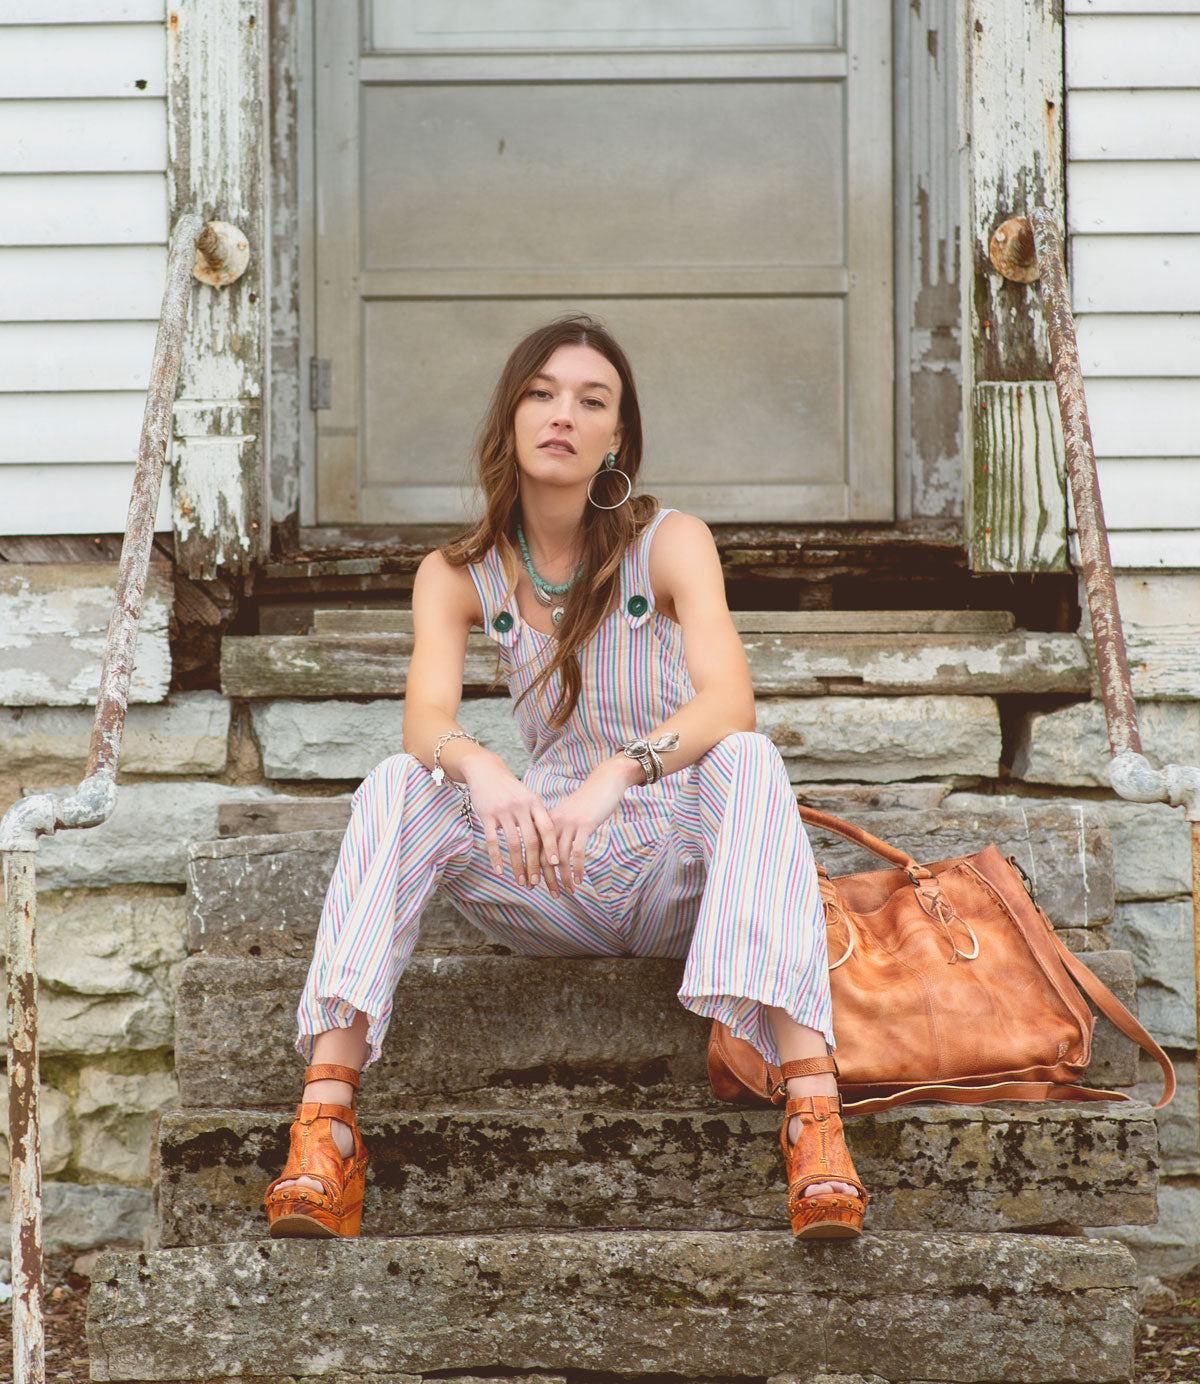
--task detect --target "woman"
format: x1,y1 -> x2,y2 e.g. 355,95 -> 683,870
264,315 -> 869,1240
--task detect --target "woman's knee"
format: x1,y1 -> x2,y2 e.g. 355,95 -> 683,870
351,751 -> 422,806
707,730 -> 783,770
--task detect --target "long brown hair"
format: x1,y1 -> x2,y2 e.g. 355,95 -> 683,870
442,314 -> 660,730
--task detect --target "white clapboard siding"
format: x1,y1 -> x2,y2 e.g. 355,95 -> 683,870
2,463 -> 171,534
0,3 -> 164,19
1076,315 -> 1200,376
1070,237 -> 1200,313
0,245 -> 167,322
1071,532 -> 1200,568
1065,7 -> 1200,562
1067,15 -> 1200,87
1067,163 -> 1200,234
0,393 -> 145,464
0,322 -> 158,393
0,99 -> 166,174
0,173 -> 166,245
1083,380 -> 1200,458
1067,0 -> 1200,10
1067,90 -> 1200,160
1083,459 -> 1200,528
0,24 -> 165,99
0,14 -> 169,534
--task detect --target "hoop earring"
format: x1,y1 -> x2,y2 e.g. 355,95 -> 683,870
586,453 -> 632,510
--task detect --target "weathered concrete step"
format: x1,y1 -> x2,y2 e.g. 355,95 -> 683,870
175,952 -> 1141,1111
185,831 -> 491,958
221,629 -> 1089,698
312,607 -> 1019,635
155,1101 -> 1159,1248
250,694 -> 1005,782
87,1231 -> 1137,1383
185,801 -> 1113,960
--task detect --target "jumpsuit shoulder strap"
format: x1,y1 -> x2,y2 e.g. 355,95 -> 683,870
466,542 -> 522,648
619,505 -> 677,631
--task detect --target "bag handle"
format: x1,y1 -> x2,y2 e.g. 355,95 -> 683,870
798,803 -> 920,871
795,802 -> 1177,1111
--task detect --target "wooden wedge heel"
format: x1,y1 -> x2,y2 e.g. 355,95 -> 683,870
776,1056 -> 869,1240
264,1062 -> 369,1238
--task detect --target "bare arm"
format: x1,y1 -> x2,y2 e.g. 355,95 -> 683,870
593,510 -> 756,791
401,549 -> 507,785
402,549 -> 567,895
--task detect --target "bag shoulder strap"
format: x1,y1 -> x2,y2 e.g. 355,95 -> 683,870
843,1080 -> 1133,1116
1048,926 -> 1176,1110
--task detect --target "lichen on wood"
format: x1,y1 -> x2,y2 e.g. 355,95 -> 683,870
963,0 -> 1067,572
971,380 -> 1068,572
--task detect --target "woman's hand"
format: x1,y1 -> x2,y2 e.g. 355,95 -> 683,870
460,753 -> 630,896
460,754 -> 566,897
541,761 -> 631,893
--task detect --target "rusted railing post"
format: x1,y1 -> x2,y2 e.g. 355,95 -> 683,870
992,205 -> 1200,1135
3,851 -> 43,1384
0,212 -> 247,1384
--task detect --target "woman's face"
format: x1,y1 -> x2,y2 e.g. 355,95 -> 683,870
512,343 -> 624,486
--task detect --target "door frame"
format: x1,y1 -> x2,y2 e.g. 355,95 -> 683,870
295,0 -> 896,530
263,0 -> 1059,548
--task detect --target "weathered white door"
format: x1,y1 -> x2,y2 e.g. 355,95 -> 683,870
311,0 -> 893,525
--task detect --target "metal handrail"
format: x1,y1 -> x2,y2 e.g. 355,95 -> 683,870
0,213 -> 247,1384
993,206 -> 1200,1133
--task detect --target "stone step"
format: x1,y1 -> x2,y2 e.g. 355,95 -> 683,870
174,952 -> 1141,1111
220,628 -> 1089,698
185,801 -> 1113,959
249,693 -> 1007,782
154,1100 -> 1158,1248
87,1231 -> 1138,1383
310,607 -> 1019,635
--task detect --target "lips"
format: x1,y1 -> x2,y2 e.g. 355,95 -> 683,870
539,439 -> 576,455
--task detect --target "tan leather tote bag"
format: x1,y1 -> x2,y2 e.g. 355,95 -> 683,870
707,805 -> 1176,1115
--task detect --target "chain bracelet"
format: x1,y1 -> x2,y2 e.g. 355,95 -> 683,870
431,731 -> 480,818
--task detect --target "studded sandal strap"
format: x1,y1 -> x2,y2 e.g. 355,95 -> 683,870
265,1167 -> 340,1205
304,1063 -> 361,1088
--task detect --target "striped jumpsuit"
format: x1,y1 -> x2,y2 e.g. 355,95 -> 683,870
296,506 -> 834,1070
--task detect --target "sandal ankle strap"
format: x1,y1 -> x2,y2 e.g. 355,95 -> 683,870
785,1092 -> 844,1118
779,1056 -> 837,1081
304,1063 -> 361,1089
771,1054 -> 839,1100
295,1101 -> 358,1127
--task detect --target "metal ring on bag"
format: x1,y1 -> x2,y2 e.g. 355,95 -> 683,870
825,905 -> 856,970
915,884 -> 981,962
949,917 -> 980,961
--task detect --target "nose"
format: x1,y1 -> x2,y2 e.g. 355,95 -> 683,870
550,396 -> 576,429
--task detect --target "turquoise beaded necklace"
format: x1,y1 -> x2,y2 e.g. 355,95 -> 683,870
516,522 -> 583,626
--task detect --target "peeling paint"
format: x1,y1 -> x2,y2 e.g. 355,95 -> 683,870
168,0 -> 267,579
963,0 -> 1066,571
0,567 -> 172,708
902,0 -> 966,521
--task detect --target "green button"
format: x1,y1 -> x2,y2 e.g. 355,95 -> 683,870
492,611 -> 514,632
626,594 -> 649,617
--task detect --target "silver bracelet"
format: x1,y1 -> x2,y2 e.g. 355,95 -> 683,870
431,731 -> 480,817
622,731 -> 679,785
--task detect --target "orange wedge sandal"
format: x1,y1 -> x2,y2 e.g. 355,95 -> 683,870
776,1055 -> 869,1239
264,1062 -> 369,1238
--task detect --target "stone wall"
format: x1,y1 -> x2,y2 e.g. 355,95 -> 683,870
1,566 -> 1196,1273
